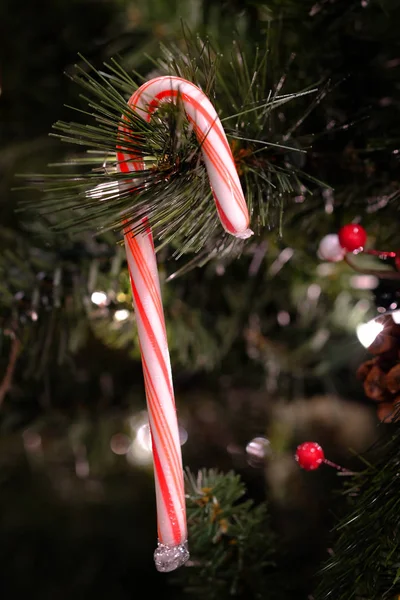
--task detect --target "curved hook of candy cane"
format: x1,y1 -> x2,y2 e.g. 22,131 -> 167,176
117,75 -> 253,240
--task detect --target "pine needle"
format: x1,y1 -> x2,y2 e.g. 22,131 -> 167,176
16,31 -> 327,275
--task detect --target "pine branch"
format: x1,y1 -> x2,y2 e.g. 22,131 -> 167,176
171,468 -> 280,600
0,226 -> 113,380
16,30 -> 327,275
315,418 -> 400,600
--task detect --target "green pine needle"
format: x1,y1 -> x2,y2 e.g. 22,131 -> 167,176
16,31 -> 328,273
316,419 -> 400,600
172,468 -> 277,600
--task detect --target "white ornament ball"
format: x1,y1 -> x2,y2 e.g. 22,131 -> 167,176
317,233 -> 346,262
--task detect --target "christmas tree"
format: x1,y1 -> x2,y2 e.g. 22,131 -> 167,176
1,0 -> 400,598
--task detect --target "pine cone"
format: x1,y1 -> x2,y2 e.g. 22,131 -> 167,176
385,363 -> 400,394
367,315 -> 400,355
356,357 -> 378,381
357,313 -> 400,421
363,365 -> 388,402
376,398 -> 400,423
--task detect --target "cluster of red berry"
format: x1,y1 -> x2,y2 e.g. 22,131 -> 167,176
318,223 -> 367,262
318,223 -> 400,271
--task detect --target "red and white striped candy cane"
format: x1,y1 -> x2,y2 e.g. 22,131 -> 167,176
116,76 -> 252,572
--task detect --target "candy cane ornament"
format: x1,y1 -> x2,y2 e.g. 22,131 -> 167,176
116,76 -> 252,572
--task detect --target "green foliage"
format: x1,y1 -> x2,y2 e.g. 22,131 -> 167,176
175,468 -> 278,600
17,31 -> 325,267
316,420 -> 400,600
5,0 -> 400,394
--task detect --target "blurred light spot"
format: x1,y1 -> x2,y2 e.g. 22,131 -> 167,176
356,319 -> 384,348
350,275 -> 379,290
392,310 -> 400,324
316,262 -> 336,276
75,457 -> 90,478
310,328 -> 330,351
323,188 -> 334,214
136,423 -> 152,452
29,310 -> 39,322
277,310 -> 290,326
246,437 -> 271,467
179,425 -> 188,446
269,247 -> 294,276
128,421 -> 153,467
129,410 -> 148,430
354,298 -> 371,313
86,181 -> 120,201
248,241 -> 267,277
318,233 -> 345,262
114,309 -> 130,322
309,3 -> 321,16
91,291 -> 108,306
116,292 -> 128,302
22,429 -> 42,452
110,433 -> 131,455
307,283 -> 321,301
215,264 -> 225,276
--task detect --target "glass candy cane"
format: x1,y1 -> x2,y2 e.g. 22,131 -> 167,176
116,76 -> 252,572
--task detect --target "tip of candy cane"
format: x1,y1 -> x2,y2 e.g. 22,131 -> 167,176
154,541 -> 190,572
235,228 -> 254,240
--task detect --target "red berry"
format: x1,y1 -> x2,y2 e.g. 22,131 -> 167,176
338,224 -> 367,252
295,441 -> 325,471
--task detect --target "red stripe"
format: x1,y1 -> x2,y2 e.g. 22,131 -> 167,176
213,192 -> 236,234
201,132 -> 248,214
192,121 -> 249,222
135,337 -> 183,543
135,86 -> 248,227
128,267 -> 174,400
148,87 -> 232,158
130,79 -> 157,108
119,78 -> 249,228
117,153 -> 144,173
117,87 -> 144,172
126,233 -> 166,333
153,441 -> 183,545
141,86 -> 248,223
142,357 -> 184,498
128,255 -> 184,499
